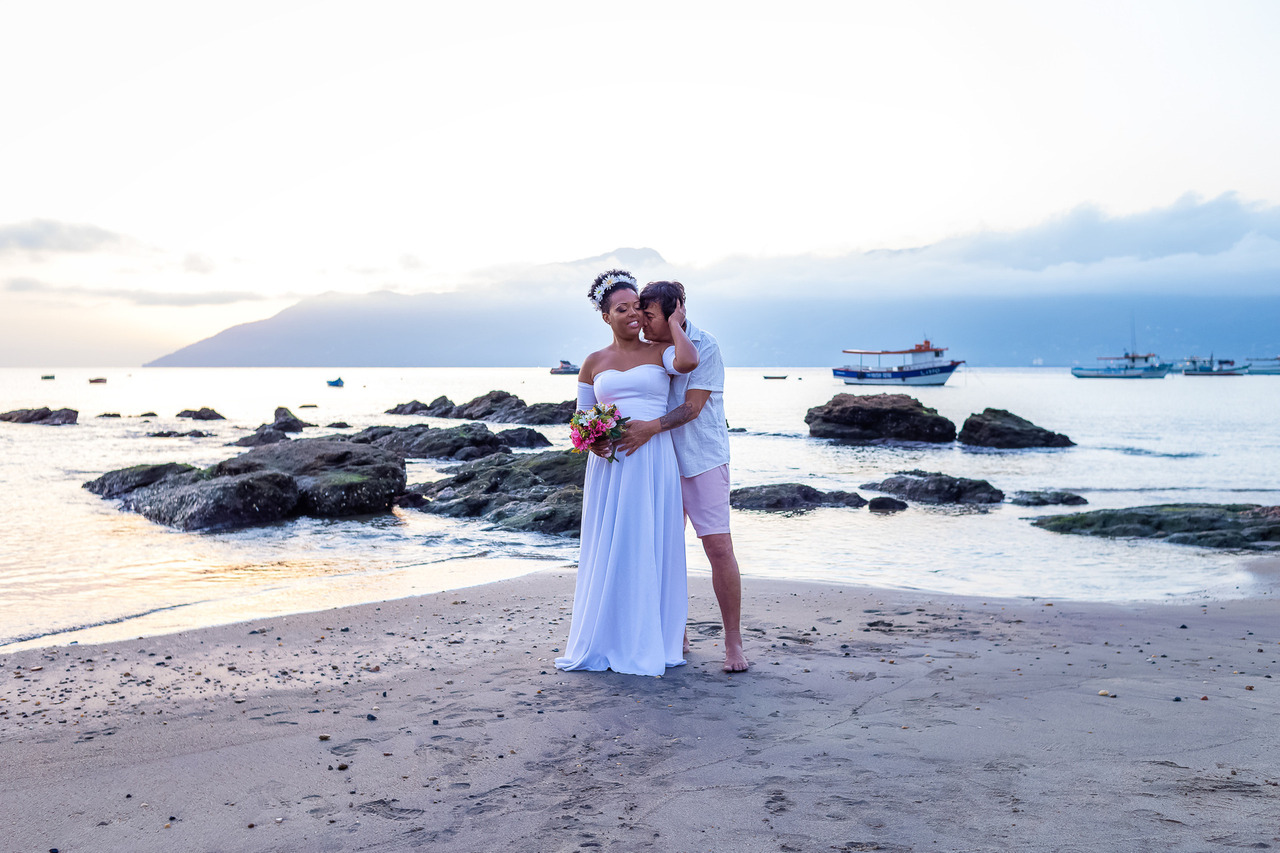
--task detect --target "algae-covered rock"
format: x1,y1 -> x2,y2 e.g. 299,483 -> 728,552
1032,504 -> 1280,550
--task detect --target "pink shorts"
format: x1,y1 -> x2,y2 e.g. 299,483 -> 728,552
681,464 -> 731,538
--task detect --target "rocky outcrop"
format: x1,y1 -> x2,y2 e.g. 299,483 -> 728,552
97,413 -> 121,418
84,439 -> 406,531
519,400 -> 578,425
868,496 -> 908,512
450,390 -> 528,422
401,450 -> 588,536
1,407 -> 78,425
229,428 -> 291,447
1009,490 -> 1088,507
1032,504 -> 1280,550
228,407 -> 317,447
326,421 -> 351,429
861,470 -> 1004,504
269,406 -> 315,433
148,430 -> 213,438
177,407 -> 225,421
212,440 -> 405,518
385,393 -> 575,425
498,427 -> 552,449
958,409 -> 1075,448
730,483 -> 867,512
85,463 -> 200,499
805,394 -> 955,443
385,397 -> 456,417
347,422 -> 511,461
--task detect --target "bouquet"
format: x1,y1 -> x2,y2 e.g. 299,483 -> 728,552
569,402 -> 630,463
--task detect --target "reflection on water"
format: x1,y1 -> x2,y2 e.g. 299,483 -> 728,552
1,365 -> 1278,649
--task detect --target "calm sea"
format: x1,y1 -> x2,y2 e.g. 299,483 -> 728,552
1,366 -> 1277,650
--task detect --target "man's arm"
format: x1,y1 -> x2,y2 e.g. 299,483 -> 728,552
616,389 -> 712,456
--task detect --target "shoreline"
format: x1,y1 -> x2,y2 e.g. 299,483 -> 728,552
6,551 -> 1277,655
2,570 -> 1276,851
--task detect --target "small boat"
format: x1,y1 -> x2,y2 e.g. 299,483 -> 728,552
88,377 -> 107,384
550,359 -> 581,375
833,340 -> 964,386
41,374 -> 54,380
1244,356 -> 1280,375
327,377 -> 344,387
1071,352 -> 1172,379
1180,356 -> 1249,376
763,375 -> 787,380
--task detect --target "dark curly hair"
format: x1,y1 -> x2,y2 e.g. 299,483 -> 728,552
588,269 -> 638,312
638,280 -> 685,320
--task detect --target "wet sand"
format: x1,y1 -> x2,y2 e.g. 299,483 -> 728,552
1,570 -> 1276,852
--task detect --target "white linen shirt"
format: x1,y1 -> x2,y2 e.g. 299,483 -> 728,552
662,319 -> 730,478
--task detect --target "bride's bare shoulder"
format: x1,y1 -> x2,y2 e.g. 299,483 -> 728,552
580,349 -> 610,382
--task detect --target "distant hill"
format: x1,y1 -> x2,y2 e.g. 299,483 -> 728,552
146,288 -> 1280,368
145,242 -> 1280,368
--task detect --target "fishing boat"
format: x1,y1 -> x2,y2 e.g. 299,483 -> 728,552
833,340 -> 964,386
763,375 -> 787,380
1180,356 -> 1249,376
88,377 -> 107,384
550,359 -> 580,375
40,375 -> 54,380
327,377 -> 344,387
1244,356 -> 1280,375
1071,352 -> 1172,379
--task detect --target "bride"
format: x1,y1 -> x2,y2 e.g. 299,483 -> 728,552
555,270 -> 699,676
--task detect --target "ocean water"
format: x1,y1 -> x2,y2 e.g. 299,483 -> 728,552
1,366 -> 1277,650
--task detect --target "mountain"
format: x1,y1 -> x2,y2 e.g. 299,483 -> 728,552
146,287 -> 1280,368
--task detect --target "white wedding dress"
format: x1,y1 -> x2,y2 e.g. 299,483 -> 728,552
555,362 -> 688,676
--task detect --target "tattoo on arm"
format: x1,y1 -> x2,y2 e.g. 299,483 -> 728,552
659,402 -> 697,431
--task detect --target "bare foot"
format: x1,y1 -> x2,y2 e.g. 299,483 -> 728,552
722,629 -> 748,672
683,630 -> 690,656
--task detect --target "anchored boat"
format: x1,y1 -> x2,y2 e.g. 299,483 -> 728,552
1071,352 -> 1172,379
550,359 -> 580,375
1244,357 -> 1280,375
833,340 -> 964,386
1180,356 -> 1249,376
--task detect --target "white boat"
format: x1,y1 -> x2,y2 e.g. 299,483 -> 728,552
833,340 -> 964,386
1071,352 -> 1172,379
1245,357 -> 1280,375
1180,356 -> 1249,376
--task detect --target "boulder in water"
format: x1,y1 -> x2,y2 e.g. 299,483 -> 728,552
805,394 -> 955,443
730,483 -> 867,512
177,407 -> 225,421
861,469 -> 1004,504
1,407 -> 79,425
958,408 -> 1074,448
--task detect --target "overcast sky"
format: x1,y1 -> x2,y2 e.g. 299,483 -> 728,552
3,1 -> 1279,365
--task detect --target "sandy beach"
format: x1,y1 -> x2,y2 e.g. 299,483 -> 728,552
2,569 -> 1277,852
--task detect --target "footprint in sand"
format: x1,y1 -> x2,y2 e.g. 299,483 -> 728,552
765,790 -> 792,814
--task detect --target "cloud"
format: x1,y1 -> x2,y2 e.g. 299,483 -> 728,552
0,219 -> 126,253
447,195 -> 1280,306
930,192 -> 1280,270
4,277 -> 267,306
183,253 -> 216,274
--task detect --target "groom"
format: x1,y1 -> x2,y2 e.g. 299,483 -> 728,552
614,280 -> 747,673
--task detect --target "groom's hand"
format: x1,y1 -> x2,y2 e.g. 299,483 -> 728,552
617,418 -> 660,456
